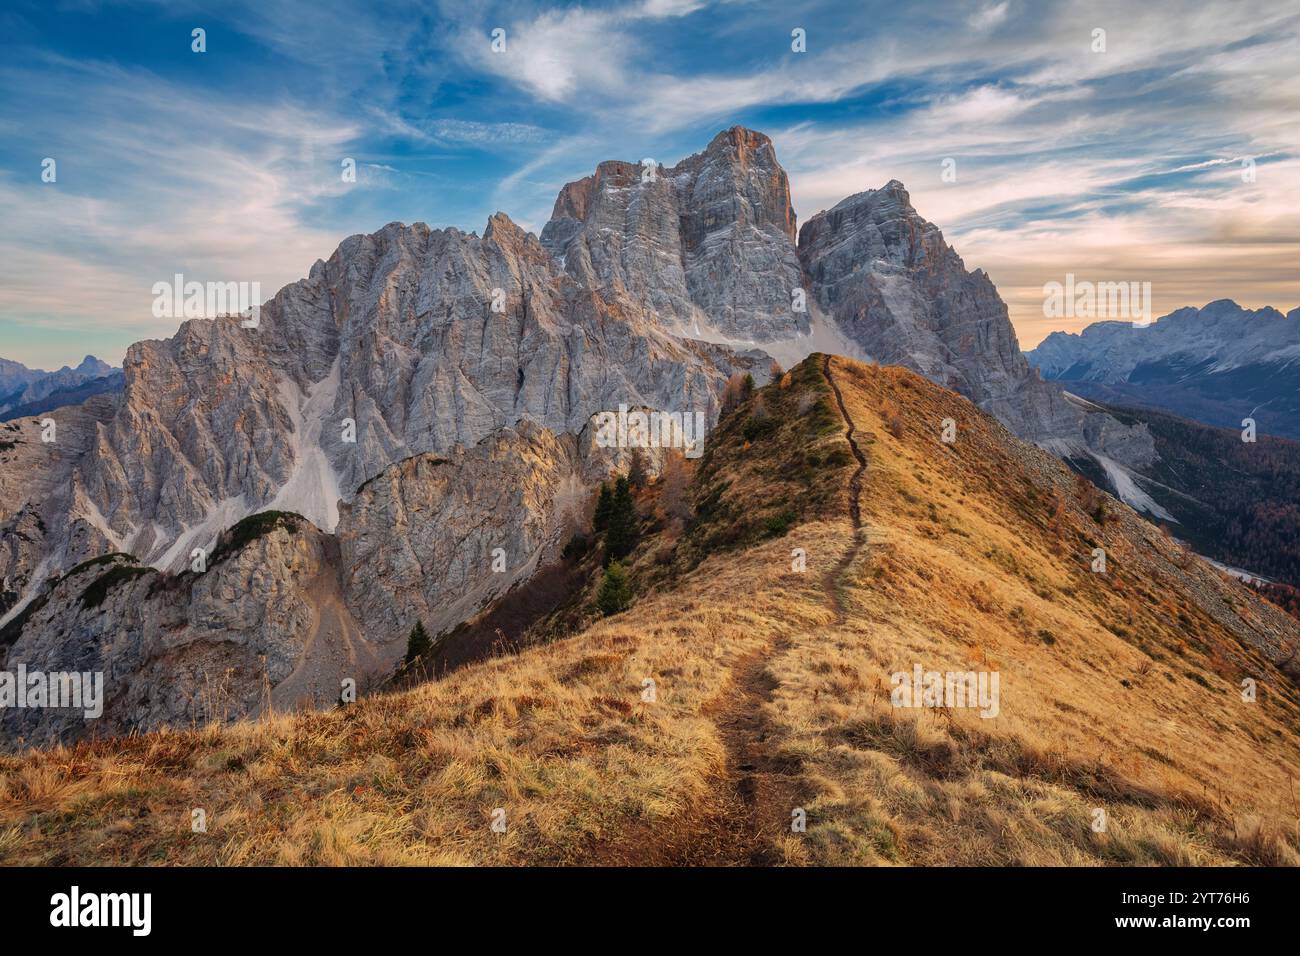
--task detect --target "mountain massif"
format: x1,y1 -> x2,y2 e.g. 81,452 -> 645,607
1026,300 -> 1300,440
1,127 -> 1296,756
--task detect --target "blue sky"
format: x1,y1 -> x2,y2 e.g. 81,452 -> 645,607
1,0 -> 1297,369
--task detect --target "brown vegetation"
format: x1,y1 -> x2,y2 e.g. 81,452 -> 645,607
2,355 -> 1298,866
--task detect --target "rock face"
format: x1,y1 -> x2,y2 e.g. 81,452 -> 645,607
0,396 -> 120,619
0,125 -> 1214,745
542,127 -> 807,341
0,417 -> 627,748
1026,299 -> 1300,439
796,181 -> 1156,464
338,421 -> 585,644
1,214 -> 751,596
0,524 -> 378,748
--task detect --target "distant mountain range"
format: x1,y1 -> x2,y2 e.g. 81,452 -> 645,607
0,355 -> 123,421
1025,300 -> 1300,440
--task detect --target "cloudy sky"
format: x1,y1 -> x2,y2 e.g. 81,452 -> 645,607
1,0 -> 1296,369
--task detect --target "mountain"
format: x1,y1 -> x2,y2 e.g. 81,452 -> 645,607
541,127 -> 807,342
3,356 -> 1297,865
540,128 -> 1154,472
0,355 -> 121,420
0,212 -> 753,625
0,368 -> 124,421
0,358 -> 46,396
1026,300 -> 1300,439
0,126 -> 1283,745
797,181 -> 1153,464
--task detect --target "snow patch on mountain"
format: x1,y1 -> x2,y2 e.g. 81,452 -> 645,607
683,303 -> 872,371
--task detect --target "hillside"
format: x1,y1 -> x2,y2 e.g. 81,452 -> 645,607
1069,403 -> 1300,592
2,355 -> 1298,866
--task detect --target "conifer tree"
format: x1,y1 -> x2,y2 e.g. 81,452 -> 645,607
597,561 -> 633,615
404,620 -> 432,664
592,481 -> 614,532
604,476 -> 639,563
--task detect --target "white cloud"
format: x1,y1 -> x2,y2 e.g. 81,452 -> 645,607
969,1 -> 1010,31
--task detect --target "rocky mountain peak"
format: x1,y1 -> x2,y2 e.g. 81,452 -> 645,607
540,127 -> 805,341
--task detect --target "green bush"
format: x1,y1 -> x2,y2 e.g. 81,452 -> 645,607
597,561 -> 634,616
764,510 -> 797,537
742,415 -> 780,441
80,564 -> 151,610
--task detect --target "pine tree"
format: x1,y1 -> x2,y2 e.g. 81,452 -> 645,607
604,476 -> 639,563
404,620 -> 432,664
592,481 -> 614,532
597,561 -> 633,615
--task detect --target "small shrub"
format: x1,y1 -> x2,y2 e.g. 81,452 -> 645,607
80,564 -> 151,610
562,534 -> 591,562
597,562 -> 634,616
742,415 -> 780,442
764,510 -> 797,538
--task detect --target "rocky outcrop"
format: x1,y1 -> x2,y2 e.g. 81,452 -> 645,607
796,181 -> 1156,465
0,395 -> 120,621
338,421 -> 585,643
542,127 -> 807,342
0,413 -> 659,748
0,524 -> 377,748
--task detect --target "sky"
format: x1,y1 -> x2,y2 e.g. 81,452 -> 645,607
1,0 -> 1297,370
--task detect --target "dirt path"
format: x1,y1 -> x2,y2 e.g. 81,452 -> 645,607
659,355 -> 872,865
822,353 -> 870,622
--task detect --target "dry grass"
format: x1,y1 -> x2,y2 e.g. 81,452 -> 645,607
2,355 -> 1298,866
761,358 -> 1300,865
0,531 -> 829,865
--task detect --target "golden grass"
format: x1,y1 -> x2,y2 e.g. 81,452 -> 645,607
759,358 -> 1300,865
0,530 -> 829,865
2,355 -> 1297,866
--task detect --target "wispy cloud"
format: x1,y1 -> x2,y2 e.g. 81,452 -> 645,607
0,0 -> 1295,366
